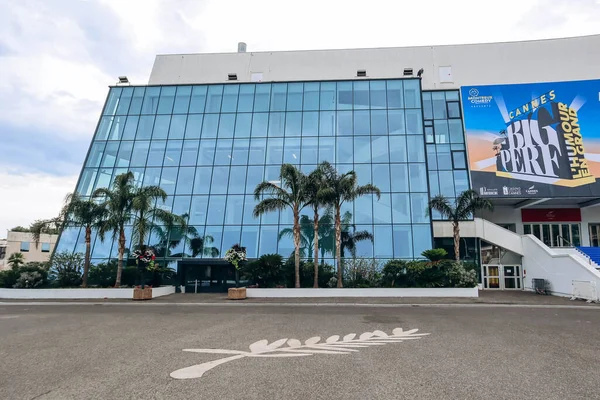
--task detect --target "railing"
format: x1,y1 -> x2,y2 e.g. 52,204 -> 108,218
556,235 -> 573,248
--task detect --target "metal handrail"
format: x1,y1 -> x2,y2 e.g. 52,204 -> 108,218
556,235 -> 573,247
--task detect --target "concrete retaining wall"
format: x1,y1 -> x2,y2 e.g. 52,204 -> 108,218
0,286 -> 176,299
246,287 -> 478,298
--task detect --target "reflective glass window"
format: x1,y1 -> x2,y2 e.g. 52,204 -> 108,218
386,80 -> 404,108
96,117 -> 113,141
406,109 -> 423,134
277,225 -> 294,257
185,114 -> 202,139
251,113 -> 268,137
193,167 -> 212,194
354,225 -> 374,257
371,136 -> 389,163
104,88 -> 122,116
301,137 -> 318,164
390,164 -> 408,192
159,167 -> 178,195
286,83 -> 303,111
231,139 -> 250,165
176,167 -> 195,195
404,80 -> 421,108
391,193 -> 410,223
152,115 -> 170,139
143,167 -> 161,189
202,114 -> 219,138
141,87 -> 160,114
303,82 -> 319,110
268,112 -> 285,137
221,85 -> 239,113
406,136 -> 425,162
116,87 -> 133,115
77,169 -> 98,196
108,116 -> 127,140
163,140 -> 182,166
204,226 -> 223,256
235,113 -> 252,138
198,139 -> 216,166
173,86 -> 192,114
302,112 -> 319,136
354,164 -> 371,186
189,196 -> 209,225
136,116 -> 154,140
429,171 -> 440,196
218,114 -> 235,138
389,136 -> 407,163
432,92 -> 447,119
206,85 -> 224,113
122,116 -> 139,140
129,87 -> 145,115
454,170 -> 469,193
437,145 -> 452,170
439,170 -> 456,197
181,140 -> 199,166
169,115 -> 186,139
319,111 -> 335,136
336,137 -> 353,164
238,85 -> 255,112
354,136 -> 371,164
448,119 -> 464,143
320,82 -> 336,111
245,167 -> 263,195
86,142 -> 106,168
370,81 -> 387,109
413,225 -> 432,256
189,86 -> 207,113
337,111 -> 352,136
371,110 -> 388,135
284,138 -> 301,164
373,164 -> 390,192
351,81 -> 367,109
254,84 -> 271,112
270,83 -> 287,111
249,138 -> 267,165
393,225 -> 413,258
319,137 -> 335,163
214,139 -> 233,165
427,145 -> 438,169
241,225 -> 259,257
116,141 -> 133,168
222,226 -> 242,252
354,195 -> 373,224
100,142 -> 119,168
374,192 -> 392,224
410,193 -> 429,223
387,109 -> 405,135
354,110 -> 370,135
434,120 -> 449,143
224,195 -> 244,225
374,225 -> 393,258
285,112 -> 302,137
409,164 -> 427,192
259,226 -> 278,254
206,195 -> 227,224
157,87 -> 176,114
130,141 -> 150,167
228,166 -> 247,194
447,101 -> 461,119
266,138 -> 284,164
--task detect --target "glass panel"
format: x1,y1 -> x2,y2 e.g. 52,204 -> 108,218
157,86 -> 176,114
241,226 -> 259,258
286,83 -> 303,111
270,84 -> 288,112
242,195 -> 259,224
354,110 -> 370,135
452,151 -> 467,169
370,81 -> 387,109
210,166 -> 230,194
130,141 -> 150,167
169,115 -> 186,139
434,120 -> 449,143
449,119 -> 464,143
198,139 -> 216,166
254,84 -> 271,112
533,225 -> 541,240
228,166 -> 247,194
319,137 -> 335,163
336,136 -> 353,164
176,167 -> 195,195
374,225 -> 393,258
206,85 -> 224,113
268,112 -> 285,137
409,164 -> 427,192
122,116 -> 139,140
373,193 -> 392,224
259,226 -> 278,255
391,193 -> 410,223
189,196 -> 209,225
224,195 -> 244,225
232,113 -> 251,138
353,225 -> 373,257
429,171 -> 440,196
298,82 -> 319,111
561,225 -> 570,244
302,112 -> 319,136
423,92 -> 433,120
371,110 -> 388,135
180,140 -> 199,166
410,194 -> 429,223
116,87 -> 133,115
319,111 -> 335,136
77,169 -> 98,196
159,167 -> 178,195
248,138 -> 266,165
245,166 -> 264,195
221,84 -> 239,113
104,87 -> 122,116
453,170 -> 469,193
406,136 -> 425,162
371,136 -> 389,163
284,138 -> 301,164
152,115 -> 170,139
285,112 -> 302,137
96,117 -> 113,141
100,142 -> 119,168
266,138 -> 284,164
136,115 -> 154,140
403,80 -> 421,108
386,80 -> 404,108
524,224 -> 532,235
206,195 -> 227,224
432,92 -> 447,119
218,114 -> 236,138
141,87 -> 160,114
251,113 -> 269,137
320,82 -> 336,111
354,136 -> 371,164
337,111 -> 353,136
373,164 -> 390,192
389,136 -> 407,163
439,171 -> 456,198
214,139 -> 233,165
354,195 -> 373,224
436,145 -> 452,170
238,84 -> 255,113
163,140 -> 182,166
189,86 -> 207,113
572,224 -> 581,247
301,137 -> 318,164
204,226 -> 223,257
193,167 -> 212,194
129,87 -> 145,115
412,224 -> 432,257
231,139 -> 250,165
447,101 -> 461,118
388,109 -> 405,135
393,225 -> 412,258
405,109 -> 423,134
116,141 -> 133,168
173,86 -> 192,114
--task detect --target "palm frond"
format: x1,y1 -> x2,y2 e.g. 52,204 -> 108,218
427,195 -> 454,220
253,198 -> 289,218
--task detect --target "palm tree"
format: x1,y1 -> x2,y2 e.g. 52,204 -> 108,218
428,189 -> 493,261
254,164 -> 309,288
320,162 -> 381,288
60,193 -> 107,287
7,252 -> 25,270
278,215 -> 314,259
339,212 -> 374,259
93,172 -> 138,287
30,218 -> 62,248
305,164 -> 328,288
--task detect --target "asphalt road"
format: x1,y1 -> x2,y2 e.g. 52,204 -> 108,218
0,303 -> 598,400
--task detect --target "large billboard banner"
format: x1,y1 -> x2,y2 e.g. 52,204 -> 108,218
461,79 -> 600,197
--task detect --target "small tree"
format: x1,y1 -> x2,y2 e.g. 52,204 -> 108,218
7,252 -> 25,270
224,244 -> 247,288
428,190 -> 493,261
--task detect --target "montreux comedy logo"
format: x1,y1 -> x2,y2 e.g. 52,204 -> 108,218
492,91 -> 595,187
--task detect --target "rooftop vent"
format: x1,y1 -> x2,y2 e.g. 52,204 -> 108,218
238,42 -> 247,53
117,76 -> 130,85
228,73 -> 238,81
357,69 -> 367,77
403,68 -> 413,76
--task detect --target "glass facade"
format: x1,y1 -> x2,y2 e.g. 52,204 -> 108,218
55,79 -> 471,267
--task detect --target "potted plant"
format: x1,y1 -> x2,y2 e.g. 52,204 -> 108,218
224,244 -> 247,300
132,248 -> 155,300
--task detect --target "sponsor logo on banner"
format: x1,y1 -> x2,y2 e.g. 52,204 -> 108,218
526,185 -> 539,195
502,186 -> 521,195
466,87 -> 493,106
480,187 -> 499,196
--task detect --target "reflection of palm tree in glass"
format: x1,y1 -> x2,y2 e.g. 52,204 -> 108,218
149,214 -> 219,258
278,209 -> 373,262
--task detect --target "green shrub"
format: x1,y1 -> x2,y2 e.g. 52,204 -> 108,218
381,260 -> 406,287
51,252 -> 84,287
421,248 -> 448,262
0,262 -> 50,288
242,254 -> 285,287
88,261 -> 143,287
13,271 -> 44,288
0,269 -> 20,288
343,258 -> 382,288
447,262 -> 478,288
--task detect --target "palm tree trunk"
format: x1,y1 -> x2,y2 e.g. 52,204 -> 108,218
453,222 -> 460,262
115,227 -> 126,287
293,207 -> 301,288
82,226 -> 91,288
313,207 -> 319,288
335,206 -> 343,288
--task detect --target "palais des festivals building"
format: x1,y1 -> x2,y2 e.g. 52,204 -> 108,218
55,35 -> 600,297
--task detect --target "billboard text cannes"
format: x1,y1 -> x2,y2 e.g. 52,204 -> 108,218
461,79 -> 600,198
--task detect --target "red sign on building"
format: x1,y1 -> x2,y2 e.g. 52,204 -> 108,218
521,208 -> 582,222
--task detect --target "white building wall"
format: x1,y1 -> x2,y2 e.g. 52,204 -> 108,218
149,35 -> 600,89
0,231 -> 58,270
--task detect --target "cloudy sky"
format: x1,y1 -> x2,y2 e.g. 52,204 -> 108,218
0,0 -> 599,236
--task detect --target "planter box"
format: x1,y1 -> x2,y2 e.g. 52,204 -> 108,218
0,286 -> 176,300
133,287 -> 153,301
228,287 -> 247,300
246,287 -> 479,298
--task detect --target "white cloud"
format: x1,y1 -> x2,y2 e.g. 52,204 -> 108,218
0,172 -> 77,237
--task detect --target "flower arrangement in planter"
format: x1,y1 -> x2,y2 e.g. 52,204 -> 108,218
132,248 -> 156,300
224,244 -> 247,300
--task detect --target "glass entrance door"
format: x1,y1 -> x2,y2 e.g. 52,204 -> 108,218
482,264 -> 522,290
589,224 -> 600,247
524,223 -> 581,247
